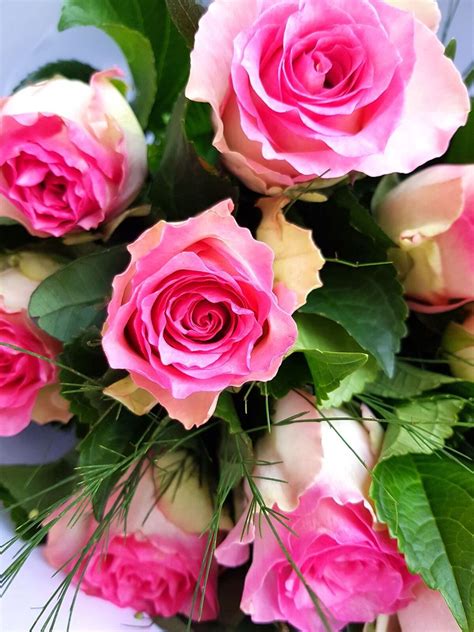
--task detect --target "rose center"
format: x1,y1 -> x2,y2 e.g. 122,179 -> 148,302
181,299 -> 231,343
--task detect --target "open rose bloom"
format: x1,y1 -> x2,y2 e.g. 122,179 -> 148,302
186,0 -> 468,194
216,392 -> 420,630
43,454 -> 219,620
102,199 -> 297,427
0,70 -> 147,237
0,253 -> 71,435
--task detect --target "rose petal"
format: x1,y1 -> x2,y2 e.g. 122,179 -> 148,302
256,196 -> 324,310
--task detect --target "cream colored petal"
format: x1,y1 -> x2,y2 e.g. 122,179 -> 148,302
403,240 -> 445,302
442,310 -> 474,381
384,0 -> 441,31
32,383 -> 72,425
12,251 -> 62,282
103,375 -> 158,415
360,404 -> 385,457
154,451 -> 216,534
256,196 -> 325,310
375,167 -> 465,249
0,268 -> 38,312
62,204 -> 151,245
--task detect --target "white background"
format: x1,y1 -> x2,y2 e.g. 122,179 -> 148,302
0,1 -> 473,631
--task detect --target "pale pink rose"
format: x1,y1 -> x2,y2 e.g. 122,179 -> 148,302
43,456 -> 219,621
102,199 -> 297,428
397,583 -> 460,631
0,69 -> 147,237
186,0 -> 468,195
443,306 -> 474,380
0,255 -> 71,436
216,391 -> 418,631
376,165 -> 474,312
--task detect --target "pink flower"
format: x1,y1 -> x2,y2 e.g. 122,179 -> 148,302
0,253 -> 71,436
216,391 -> 418,631
102,199 -> 297,428
376,165 -> 474,312
0,69 -> 147,237
43,455 -> 219,621
186,0 -> 468,195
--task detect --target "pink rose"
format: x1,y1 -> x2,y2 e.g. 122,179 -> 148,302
216,391 -> 418,630
0,253 -> 71,436
376,165 -> 474,312
102,199 -> 297,428
0,69 -> 147,237
186,0 -> 468,195
43,454 -> 219,621
443,306 -> 474,381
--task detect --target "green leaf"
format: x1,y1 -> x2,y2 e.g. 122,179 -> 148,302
214,391 -> 241,434
335,188 -> 394,253
305,350 -> 367,402
79,406 -> 147,520
58,0 -> 189,128
150,94 -> 237,220
371,454 -> 474,631
147,4 -> 190,131
380,397 -> 465,461
165,0 -> 206,47
29,246 -> 129,342
185,101 -> 218,164
58,3 -> 155,126
321,355 -> 379,407
13,60 -> 96,92
300,264 -> 408,376
465,66 -> 474,89
367,361 -> 457,399
265,353 -> 312,399
60,328 -> 110,425
444,98 -> 474,164
294,313 -> 374,403
0,456 -> 77,516
445,38 -> 457,61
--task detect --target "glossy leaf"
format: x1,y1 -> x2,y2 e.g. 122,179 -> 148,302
165,0 -> 206,47
151,94 -> 237,220
380,397 -> 465,461
13,60 -> 97,92
371,454 -> 474,631
368,361 -> 457,399
300,264 -> 408,376
29,246 -> 129,342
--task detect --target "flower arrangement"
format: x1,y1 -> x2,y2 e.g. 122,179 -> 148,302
1,1 -> 473,631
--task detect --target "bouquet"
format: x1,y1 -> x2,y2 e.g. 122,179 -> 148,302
1,0 -> 473,630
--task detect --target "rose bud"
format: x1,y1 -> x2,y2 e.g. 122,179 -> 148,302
0,252 -> 71,436
376,165 -> 474,312
43,453 -> 219,621
186,0 -> 468,195
442,307 -> 474,381
0,69 -> 147,237
102,199 -> 297,428
216,391 -> 418,631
